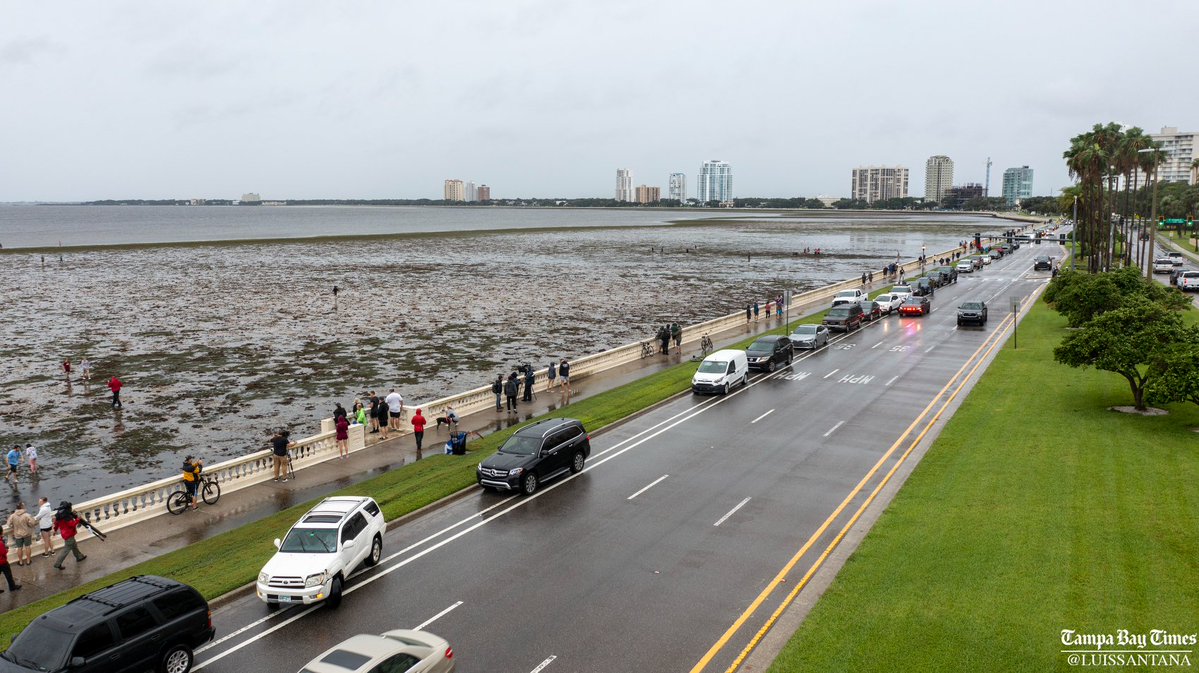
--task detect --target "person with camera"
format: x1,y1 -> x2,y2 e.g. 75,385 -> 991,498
181,456 -> 203,510
271,430 -> 294,482
522,365 -> 535,402
52,503 -> 87,570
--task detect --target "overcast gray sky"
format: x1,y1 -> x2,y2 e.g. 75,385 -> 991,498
2,0 -> 1194,201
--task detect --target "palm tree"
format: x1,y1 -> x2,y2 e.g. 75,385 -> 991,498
1118,128 -> 1151,266
1138,145 -> 1166,275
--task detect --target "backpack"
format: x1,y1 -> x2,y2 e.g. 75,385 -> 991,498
492,380 -> 502,394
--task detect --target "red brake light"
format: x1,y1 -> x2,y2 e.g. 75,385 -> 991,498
445,646 -> 454,659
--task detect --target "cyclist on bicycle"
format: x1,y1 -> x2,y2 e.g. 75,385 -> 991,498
181,456 -> 204,511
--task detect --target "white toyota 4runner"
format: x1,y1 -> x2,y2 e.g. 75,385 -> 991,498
256,496 -> 385,609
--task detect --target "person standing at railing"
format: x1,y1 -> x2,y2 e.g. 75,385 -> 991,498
378,403 -> 390,440
492,375 -> 504,411
559,359 -> 571,394
546,362 -> 557,389
180,457 -> 203,510
36,497 -> 54,557
504,372 -> 519,412
335,415 -> 350,459
385,389 -> 404,430
671,323 -> 681,351
271,430 -> 293,482
522,367 -> 535,402
6,503 -> 37,566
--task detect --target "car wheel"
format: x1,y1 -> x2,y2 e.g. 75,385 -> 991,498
521,472 -> 539,495
570,451 -> 585,474
158,644 -> 193,673
326,576 -> 343,609
766,360 -> 775,372
786,353 -> 792,365
364,534 -> 382,567
741,374 -> 748,387
722,383 -> 730,395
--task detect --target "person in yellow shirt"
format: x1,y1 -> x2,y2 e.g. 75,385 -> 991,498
180,456 -> 203,511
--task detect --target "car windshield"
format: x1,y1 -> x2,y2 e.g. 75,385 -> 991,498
280,528 -> 337,553
748,339 -> 774,351
5,623 -> 74,670
499,435 -> 542,456
904,298 -> 923,305
827,309 -> 849,317
960,302 -> 983,310
793,325 -> 817,336
834,291 -> 857,298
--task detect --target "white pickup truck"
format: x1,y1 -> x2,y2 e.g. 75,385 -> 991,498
1153,258 -> 1175,274
257,496 -> 385,610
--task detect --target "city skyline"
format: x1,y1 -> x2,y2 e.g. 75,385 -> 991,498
1,1 -> 1196,202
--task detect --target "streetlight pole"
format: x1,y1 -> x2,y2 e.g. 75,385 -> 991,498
1071,194 -> 1078,272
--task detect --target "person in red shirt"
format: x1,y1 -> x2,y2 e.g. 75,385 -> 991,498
0,537 -> 21,592
108,376 -> 123,408
411,409 -> 427,453
335,415 -> 350,459
52,507 -> 87,569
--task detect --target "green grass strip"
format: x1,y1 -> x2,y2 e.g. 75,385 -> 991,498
767,299 -> 1199,673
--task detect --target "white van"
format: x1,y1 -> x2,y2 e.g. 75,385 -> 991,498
691,349 -> 749,395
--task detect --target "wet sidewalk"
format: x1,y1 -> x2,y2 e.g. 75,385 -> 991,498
0,294 -> 847,611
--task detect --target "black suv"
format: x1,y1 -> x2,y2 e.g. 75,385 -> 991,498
477,418 -> 590,495
1033,256 -> 1051,271
745,335 -> 793,372
823,304 -> 864,332
913,277 -> 936,297
2,576 -> 213,673
957,301 -> 988,326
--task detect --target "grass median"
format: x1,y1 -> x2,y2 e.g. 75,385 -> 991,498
0,319 -> 803,642
768,299 -> 1199,672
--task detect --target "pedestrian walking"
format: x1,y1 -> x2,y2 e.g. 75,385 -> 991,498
753,302 -> 760,320
0,537 -> 21,592
24,444 -> 37,476
6,503 -> 37,566
335,415 -> 350,458
411,409 -> 426,452
492,375 -> 503,411
522,367 -> 535,402
861,272 -> 867,285
271,430 -> 293,482
62,359 -> 72,379
51,505 -> 87,570
776,296 -> 783,318
869,271 -> 874,283
79,357 -> 91,381
558,359 -> 571,394
108,375 -> 123,408
547,362 -> 557,389
35,497 -> 54,557
504,373 -> 519,411
745,304 -> 751,322
5,445 -> 20,485
671,322 -> 682,351
385,389 -> 404,429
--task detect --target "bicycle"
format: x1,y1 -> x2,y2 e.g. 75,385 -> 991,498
640,341 -> 655,358
700,334 -> 714,356
167,475 -> 221,514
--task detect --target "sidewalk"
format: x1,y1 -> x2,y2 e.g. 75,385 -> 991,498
1,300 -> 830,610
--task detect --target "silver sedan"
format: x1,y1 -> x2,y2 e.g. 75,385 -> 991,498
788,324 -> 830,350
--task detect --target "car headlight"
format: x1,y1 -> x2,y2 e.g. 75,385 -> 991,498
304,572 -> 328,588
476,463 -> 483,472
259,572 -> 269,584
508,467 -> 524,477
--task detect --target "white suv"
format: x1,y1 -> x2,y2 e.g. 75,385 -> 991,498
256,496 -> 385,610
1179,270 -> 1199,292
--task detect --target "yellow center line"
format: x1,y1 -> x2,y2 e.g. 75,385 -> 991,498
689,294 -> 1033,673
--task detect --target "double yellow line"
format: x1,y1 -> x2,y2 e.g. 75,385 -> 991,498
690,293 -> 1037,673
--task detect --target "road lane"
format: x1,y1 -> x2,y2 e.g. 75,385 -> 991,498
191,242 -> 1057,673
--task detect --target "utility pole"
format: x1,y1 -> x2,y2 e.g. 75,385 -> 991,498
1071,195 -> 1078,272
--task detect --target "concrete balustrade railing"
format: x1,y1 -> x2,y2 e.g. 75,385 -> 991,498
7,246 -> 982,557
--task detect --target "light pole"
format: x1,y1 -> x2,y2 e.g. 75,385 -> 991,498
1071,194 -> 1078,271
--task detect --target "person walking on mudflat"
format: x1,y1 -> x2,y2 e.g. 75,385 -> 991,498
5,446 -> 20,485
108,375 -> 123,408
62,359 -> 71,379
79,357 -> 92,381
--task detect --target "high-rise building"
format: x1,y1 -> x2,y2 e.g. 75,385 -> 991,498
1150,126 -> 1197,184
465,181 -> 477,202
477,185 -> 491,201
943,183 -> 985,209
851,166 -> 909,203
924,156 -> 954,203
697,160 -> 733,204
444,179 -> 465,201
616,169 -> 634,202
635,185 -> 661,204
668,173 -> 687,202
1001,166 -> 1034,206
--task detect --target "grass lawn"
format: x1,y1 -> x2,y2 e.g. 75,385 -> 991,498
0,321 -> 791,642
768,300 -> 1199,672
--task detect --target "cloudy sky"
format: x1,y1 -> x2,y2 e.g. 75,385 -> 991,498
2,0 -> 1195,202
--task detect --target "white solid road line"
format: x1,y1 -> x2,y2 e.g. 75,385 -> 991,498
886,375 -> 898,386
872,341 -> 883,349
628,474 -> 670,500
714,498 -> 752,527
414,601 -> 463,631
750,409 -> 774,424
823,368 -> 840,379
822,421 -> 845,437
530,655 -> 558,672
194,605 -> 321,671
924,345 -> 936,353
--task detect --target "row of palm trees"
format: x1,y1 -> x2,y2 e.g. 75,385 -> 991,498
1063,123 -> 1168,274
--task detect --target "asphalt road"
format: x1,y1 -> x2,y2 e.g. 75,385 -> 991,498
188,242 -> 1057,673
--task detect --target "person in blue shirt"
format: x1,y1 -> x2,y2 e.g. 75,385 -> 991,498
6,446 -> 21,485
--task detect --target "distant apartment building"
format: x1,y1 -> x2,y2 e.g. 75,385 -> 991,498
697,160 -> 733,204
635,185 -> 661,204
668,173 -> 687,202
444,179 -> 465,202
943,183 -> 985,209
240,192 -> 261,203
477,185 -> 491,201
616,169 -> 634,202
1001,166 -> 1034,206
851,166 -> 909,203
1150,126 -> 1197,184
465,181 -> 477,202
924,156 -> 954,203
